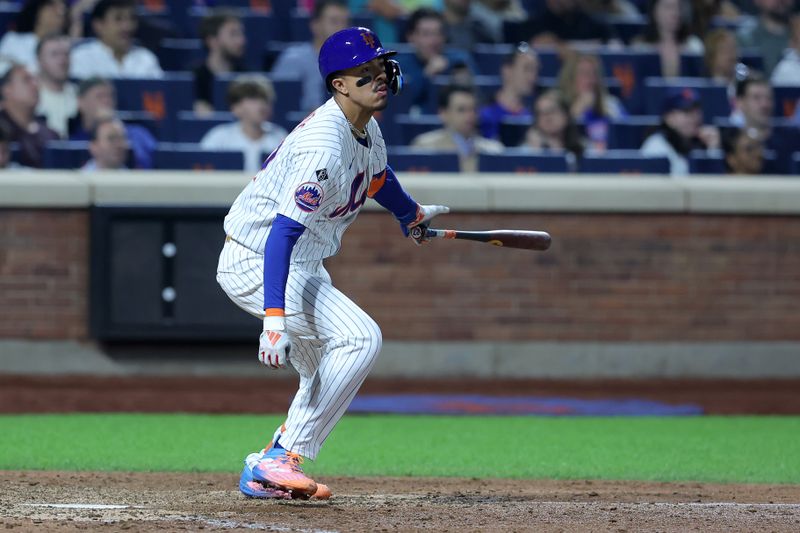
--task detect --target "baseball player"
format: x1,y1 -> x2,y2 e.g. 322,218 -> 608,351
216,26 -> 449,500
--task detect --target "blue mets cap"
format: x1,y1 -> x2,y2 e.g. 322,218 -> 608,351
318,27 -> 396,89
661,87 -> 701,114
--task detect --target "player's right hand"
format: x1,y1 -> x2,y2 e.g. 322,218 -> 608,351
259,329 -> 291,369
405,204 -> 450,245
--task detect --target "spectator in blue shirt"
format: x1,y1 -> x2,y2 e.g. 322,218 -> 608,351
67,77 -> 156,169
479,43 -> 539,141
271,0 -> 350,112
397,7 -> 476,112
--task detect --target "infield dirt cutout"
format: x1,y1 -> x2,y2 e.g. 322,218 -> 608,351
2,471 -> 799,532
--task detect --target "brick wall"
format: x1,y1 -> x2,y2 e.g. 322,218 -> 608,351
327,212 -> 800,341
0,210 -> 88,339
2,209 -> 798,342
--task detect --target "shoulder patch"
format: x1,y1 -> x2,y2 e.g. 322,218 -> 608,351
294,182 -> 324,212
315,168 -> 329,181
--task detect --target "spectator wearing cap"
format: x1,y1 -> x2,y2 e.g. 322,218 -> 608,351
771,12 -> 800,85
0,62 -> 59,168
36,33 -> 77,137
411,85 -> 504,172
193,10 -> 246,115
199,75 -> 288,173
479,44 -> 539,141
69,0 -> 163,79
722,127 -> 765,175
271,0 -> 350,112
640,87 -> 720,176
0,0 -> 68,70
82,112 -> 130,171
68,77 -> 156,168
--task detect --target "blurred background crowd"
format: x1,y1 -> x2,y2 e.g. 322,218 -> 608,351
0,0 -> 799,176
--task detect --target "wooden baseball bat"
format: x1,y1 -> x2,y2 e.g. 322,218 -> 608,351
410,227 -> 552,251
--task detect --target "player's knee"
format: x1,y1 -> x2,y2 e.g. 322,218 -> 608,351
353,317 -> 382,363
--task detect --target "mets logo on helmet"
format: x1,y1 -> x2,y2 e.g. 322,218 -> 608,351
361,32 -> 375,48
294,182 -> 324,212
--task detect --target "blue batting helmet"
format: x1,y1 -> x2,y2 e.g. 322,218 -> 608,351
318,27 -> 396,90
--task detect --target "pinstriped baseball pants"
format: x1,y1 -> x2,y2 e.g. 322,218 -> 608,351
216,239 -> 382,460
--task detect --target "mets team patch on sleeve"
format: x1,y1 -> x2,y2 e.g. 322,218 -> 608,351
294,182 -> 324,212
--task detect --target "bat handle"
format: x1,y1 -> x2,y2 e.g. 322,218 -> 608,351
409,225 -> 430,240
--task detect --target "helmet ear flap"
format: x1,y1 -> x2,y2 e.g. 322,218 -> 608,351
384,58 -> 403,96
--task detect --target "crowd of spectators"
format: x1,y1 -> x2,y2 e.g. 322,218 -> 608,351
0,0 -> 798,176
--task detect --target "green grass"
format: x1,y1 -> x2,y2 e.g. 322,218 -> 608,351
1,414 -> 798,484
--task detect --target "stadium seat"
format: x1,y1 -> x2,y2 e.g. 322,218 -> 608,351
172,111 -> 235,143
212,75 -> 302,114
288,11 -> 312,42
597,49 -> 662,114
43,141 -> 91,170
113,74 -> 195,128
387,147 -> 460,172
153,143 -> 244,170
579,150 -> 670,174
773,86 -> 800,118
689,152 -> 728,174
187,8 -> 287,68
116,110 -> 163,140
680,49 -> 764,78
395,114 -> 442,145
607,116 -> 660,149
432,75 -> 502,111
498,116 -> 533,147
0,4 -> 19,35
643,78 -> 731,119
157,38 -> 204,71
263,40 -> 292,71
472,44 -> 560,77
606,14 -> 647,45
274,111 -> 308,134
288,11 -> 373,42
478,150 -> 569,173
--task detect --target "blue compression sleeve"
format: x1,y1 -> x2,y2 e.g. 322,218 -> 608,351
368,165 -> 419,226
263,214 -> 306,311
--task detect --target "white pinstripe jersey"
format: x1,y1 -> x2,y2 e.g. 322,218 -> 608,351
223,98 -> 387,260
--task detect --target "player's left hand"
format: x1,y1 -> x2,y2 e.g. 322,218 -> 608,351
259,315 -> 291,369
406,204 -> 450,245
259,329 -> 291,369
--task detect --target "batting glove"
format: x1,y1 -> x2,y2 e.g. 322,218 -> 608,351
405,204 -> 450,245
259,316 -> 291,369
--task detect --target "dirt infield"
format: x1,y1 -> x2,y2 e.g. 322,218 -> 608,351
3,376 -> 800,531
2,471 -> 799,532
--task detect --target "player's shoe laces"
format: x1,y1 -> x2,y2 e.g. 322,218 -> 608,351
247,443 -> 318,498
261,426 -> 332,499
239,460 -> 291,499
